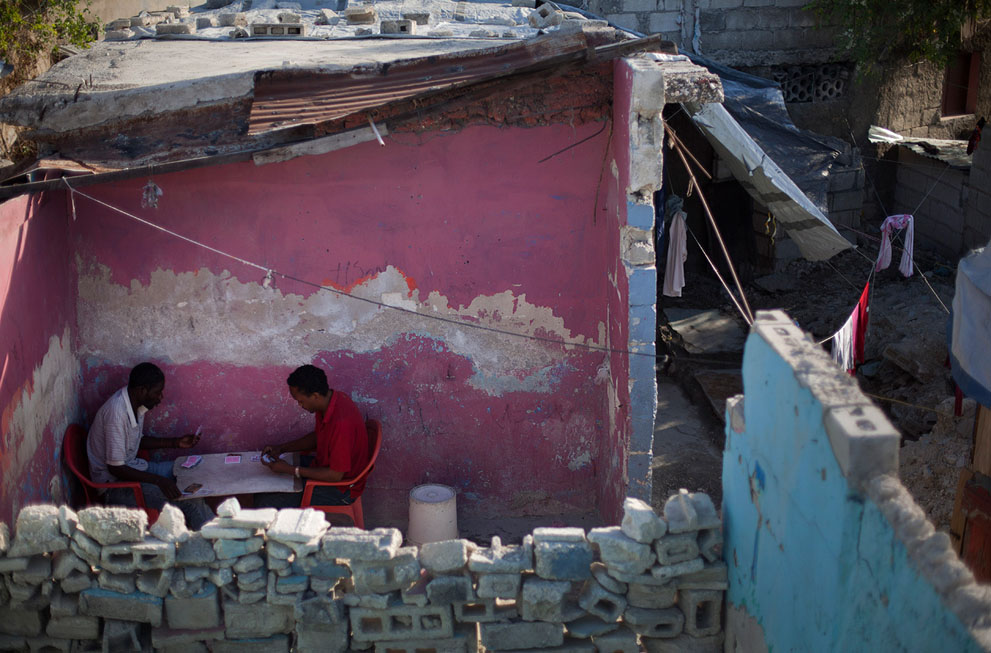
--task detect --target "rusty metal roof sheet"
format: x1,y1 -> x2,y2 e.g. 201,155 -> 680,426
248,33 -> 593,134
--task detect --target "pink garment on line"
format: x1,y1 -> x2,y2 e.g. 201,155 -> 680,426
663,210 -> 688,298
875,214 -> 914,278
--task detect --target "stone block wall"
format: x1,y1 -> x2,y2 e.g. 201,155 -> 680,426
723,310 -> 991,651
891,148 -> 971,258
0,494 -> 725,652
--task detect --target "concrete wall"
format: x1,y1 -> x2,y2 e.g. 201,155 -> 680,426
0,191 -> 82,526
0,496 -> 725,651
891,149 -> 973,258
723,310 -> 991,652
68,120 -> 624,523
964,134 -> 991,251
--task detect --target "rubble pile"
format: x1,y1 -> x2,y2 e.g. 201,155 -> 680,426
0,492 -> 726,652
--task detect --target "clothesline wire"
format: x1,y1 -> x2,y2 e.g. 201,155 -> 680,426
684,224 -> 753,326
62,179 -> 667,360
863,392 -> 957,419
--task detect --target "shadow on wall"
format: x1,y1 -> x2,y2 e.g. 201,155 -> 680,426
723,309 -> 991,652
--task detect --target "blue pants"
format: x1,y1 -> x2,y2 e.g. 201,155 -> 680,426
254,485 -> 354,509
104,460 -> 214,530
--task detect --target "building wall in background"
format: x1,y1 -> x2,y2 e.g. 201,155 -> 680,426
0,191 -> 82,524
723,310 -> 991,652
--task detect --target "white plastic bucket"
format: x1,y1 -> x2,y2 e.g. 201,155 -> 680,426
408,484 -> 458,545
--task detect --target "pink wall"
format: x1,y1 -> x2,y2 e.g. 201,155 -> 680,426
72,120 -> 629,521
0,190 -> 80,524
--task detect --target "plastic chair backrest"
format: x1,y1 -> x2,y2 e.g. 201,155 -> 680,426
353,419 -> 382,485
62,424 -> 99,506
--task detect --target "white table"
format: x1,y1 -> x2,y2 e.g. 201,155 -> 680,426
172,451 -> 302,499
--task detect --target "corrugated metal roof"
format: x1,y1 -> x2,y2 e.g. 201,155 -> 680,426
248,33 -> 592,134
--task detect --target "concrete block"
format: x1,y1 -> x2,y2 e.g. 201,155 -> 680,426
102,619 -> 143,651
315,8 -> 339,25
77,507 -> 146,546
321,527 -> 401,561
528,4 -> 563,28
591,624 -> 638,652
676,561 -> 727,591
267,541 -> 293,560
578,579 -> 626,622
100,543 -> 137,574
79,588 -> 163,625
427,573 -> 475,605
150,504 -> 190,544
402,11 -> 430,25
0,606 -> 45,636
52,551 -> 87,581
170,574 -> 204,598
49,588 -> 77,618
654,533 -> 699,565
662,491 -> 720,533
60,570 -> 91,594
151,624 -> 225,648
0,635 -> 24,651
341,591 -> 395,609
133,537 -> 175,569
237,568 -> 267,592
370,624 -> 475,653
351,604 -> 453,642
623,606 -> 684,638
533,528 -> 586,544
651,557 -> 704,582
218,12 -> 247,26
11,556 -> 50,585
184,566 -> 208,581
165,583 -> 220,629
468,536 -> 533,574
479,621 -> 563,650
136,568 -> 172,598
275,574 -> 308,594
698,528 -> 722,563
823,403 -> 900,490
0,556 -> 30,572
156,22 -> 195,35
565,614 -> 619,638
605,566 -> 670,586
269,555 -> 291,573
350,548 -> 420,593
534,541 -> 593,581
265,572 -> 304,606
195,16 -> 216,29
419,539 -> 475,574
296,625 -> 348,652
285,535 -> 322,559
295,556 -> 348,579
10,505 -> 67,556
70,528 -> 101,567
344,6 -> 376,24
45,615 -> 98,640
56,507 -> 77,538
200,519 -> 255,540
627,582 -> 676,609
219,508 -> 277,531
176,533 -> 216,566
224,600 -> 293,638
234,553 -> 265,574
476,573 -> 521,599
208,567 -> 234,588
294,594 -> 347,627
620,497 -> 666,543
590,562 -> 627,594
214,536 -> 263,560
678,589 -> 721,636
237,588 -> 266,604
588,527 -> 654,575
24,635 -> 71,652
97,571 -> 136,594
642,632 -> 724,652
453,598 -> 518,623
214,635 -> 290,652
520,578 -> 570,622
381,19 -> 416,34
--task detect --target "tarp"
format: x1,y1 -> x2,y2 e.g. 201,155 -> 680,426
681,53 -> 853,261
951,242 -> 991,408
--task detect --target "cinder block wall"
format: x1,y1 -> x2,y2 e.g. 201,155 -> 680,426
723,310 -> 991,651
892,148 -> 970,257
0,495 -> 725,651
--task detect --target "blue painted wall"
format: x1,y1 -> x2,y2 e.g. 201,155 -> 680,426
724,315 -> 985,652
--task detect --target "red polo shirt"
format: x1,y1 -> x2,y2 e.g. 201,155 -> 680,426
314,390 -> 370,496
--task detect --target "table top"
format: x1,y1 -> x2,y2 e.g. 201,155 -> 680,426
172,451 -> 302,499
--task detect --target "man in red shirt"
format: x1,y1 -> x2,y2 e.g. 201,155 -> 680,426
255,364 -> 369,508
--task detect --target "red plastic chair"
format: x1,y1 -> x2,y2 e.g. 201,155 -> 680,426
300,419 -> 381,529
62,424 -> 160,524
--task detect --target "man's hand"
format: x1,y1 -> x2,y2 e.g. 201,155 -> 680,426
262,444 -> 283,459
262,457 -> 293,476
156,477 -> 182,500
176,433 -> 200,448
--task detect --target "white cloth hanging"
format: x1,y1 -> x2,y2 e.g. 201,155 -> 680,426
663,209 -> 688,297
875,214 -> 914,277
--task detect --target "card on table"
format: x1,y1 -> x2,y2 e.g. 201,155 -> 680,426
183,482 -> 202,494
180,455 -> 202,469
224,455 -> 241,464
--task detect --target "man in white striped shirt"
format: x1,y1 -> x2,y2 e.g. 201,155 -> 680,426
87,362 -> 213,529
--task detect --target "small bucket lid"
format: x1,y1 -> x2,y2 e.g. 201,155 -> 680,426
410,484 -> 455,503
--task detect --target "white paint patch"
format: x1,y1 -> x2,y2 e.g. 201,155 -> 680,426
2,327 -> 82,505
568,449 -> 592,471
77,263 -> 607,396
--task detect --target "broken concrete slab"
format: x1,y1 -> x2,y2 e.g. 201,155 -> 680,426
419,539 -> 475,574
665,308 -> 746,354
77,507 -> 147,545
320,527 -> 401,561
266,509 -> 328,544
620,498 -> 666,543
9,505 -> 67,556
587,527 -> 654,575
150,504 -> 190,543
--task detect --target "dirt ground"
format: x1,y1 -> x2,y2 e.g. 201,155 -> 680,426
657,241 -> 974,533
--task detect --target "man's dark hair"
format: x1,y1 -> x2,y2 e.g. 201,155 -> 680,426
128,362 -> 164,389
287,364 -> 329,396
